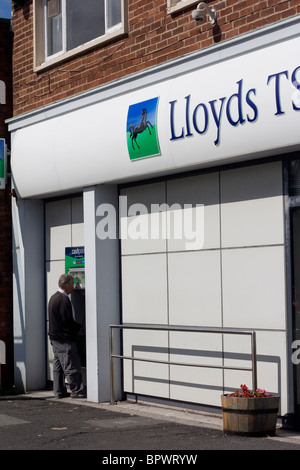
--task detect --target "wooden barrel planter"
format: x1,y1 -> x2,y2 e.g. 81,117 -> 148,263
221,394 -> 280,437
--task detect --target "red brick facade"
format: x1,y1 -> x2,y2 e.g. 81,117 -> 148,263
0,18 -> 13,390
12,0 -> 300,116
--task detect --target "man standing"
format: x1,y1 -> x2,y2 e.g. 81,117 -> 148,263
48,274 -> 86,398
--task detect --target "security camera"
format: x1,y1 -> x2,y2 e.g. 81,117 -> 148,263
192,9 -> 205,22
192,3 -> 217,25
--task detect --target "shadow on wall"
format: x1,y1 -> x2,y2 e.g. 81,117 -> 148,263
128,344 -> 281,402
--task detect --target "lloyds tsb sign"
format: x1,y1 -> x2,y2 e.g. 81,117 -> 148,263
169,66 -> 300,147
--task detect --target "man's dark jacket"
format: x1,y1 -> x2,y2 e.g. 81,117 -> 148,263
48,291 -> 81,342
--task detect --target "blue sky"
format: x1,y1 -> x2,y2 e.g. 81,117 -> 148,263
0,0 -> 12,19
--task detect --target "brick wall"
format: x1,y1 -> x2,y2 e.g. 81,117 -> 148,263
12,0 -> 300,116
0,18 -> 13,390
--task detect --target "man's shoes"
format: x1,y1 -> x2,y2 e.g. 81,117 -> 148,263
71,391 -> 87,399
56,392 -> 70,399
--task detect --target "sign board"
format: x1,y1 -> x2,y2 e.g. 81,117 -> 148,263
0,139 -> 6,189
11,34 -> 300,198
65,246 -> 85,288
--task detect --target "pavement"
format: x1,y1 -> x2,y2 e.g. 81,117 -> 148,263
1,390 -> 300,453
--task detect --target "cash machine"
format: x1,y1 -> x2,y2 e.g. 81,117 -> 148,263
65,247 -> 86,367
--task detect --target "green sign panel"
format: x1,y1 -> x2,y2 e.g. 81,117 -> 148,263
0,139 -> 5,189
65,246 -> 85,273
127,97 -> 160,161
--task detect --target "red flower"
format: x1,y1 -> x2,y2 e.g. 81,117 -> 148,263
227,384 -> 270,398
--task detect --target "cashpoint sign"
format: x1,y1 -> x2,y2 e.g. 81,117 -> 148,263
0,139 -> 6,189
65,246 -> 85,289
65,246 -> 85,272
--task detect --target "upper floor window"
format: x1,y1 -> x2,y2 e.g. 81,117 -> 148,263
167,0 -> 200,14
34,0 -> 128,70
0,81 -> 6,105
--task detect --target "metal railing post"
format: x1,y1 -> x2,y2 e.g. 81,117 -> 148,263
109,326 -> 115,405
251,331 -> 257,392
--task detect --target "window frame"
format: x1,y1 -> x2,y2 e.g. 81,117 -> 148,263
34,0 -> 128,72
167,0 -> 201,15
43,0 -> 64,60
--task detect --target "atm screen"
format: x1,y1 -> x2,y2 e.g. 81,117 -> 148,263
68,268 -> 85,289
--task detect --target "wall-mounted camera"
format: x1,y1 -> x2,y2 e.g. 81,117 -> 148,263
192,3 -> 217,25
192,9 -> 206,22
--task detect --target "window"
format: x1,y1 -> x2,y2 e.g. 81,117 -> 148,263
167,0 -> 200,14
34,0 -> 127,70
0,80 -> 5,105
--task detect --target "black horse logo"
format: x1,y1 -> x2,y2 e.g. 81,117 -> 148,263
129,108 -> 153,150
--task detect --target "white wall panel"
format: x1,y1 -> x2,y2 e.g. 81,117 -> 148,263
120,182 -> 167,255
71,196 -> 85,246
168,251 -> 222,327
167,173 -> 220,250
169,331 -> 223,406
221,162 -> 284,247
122,329 -> 169,397
170,366 -> 223,406
45,199 -> 72,261
222,246 -> 286,329
46,260 -> 65,303
121,254 -> 168,324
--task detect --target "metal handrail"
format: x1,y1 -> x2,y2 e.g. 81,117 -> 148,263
109,324 -> 257,405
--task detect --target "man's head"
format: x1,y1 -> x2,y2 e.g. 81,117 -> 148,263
58,274 -> 74,295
